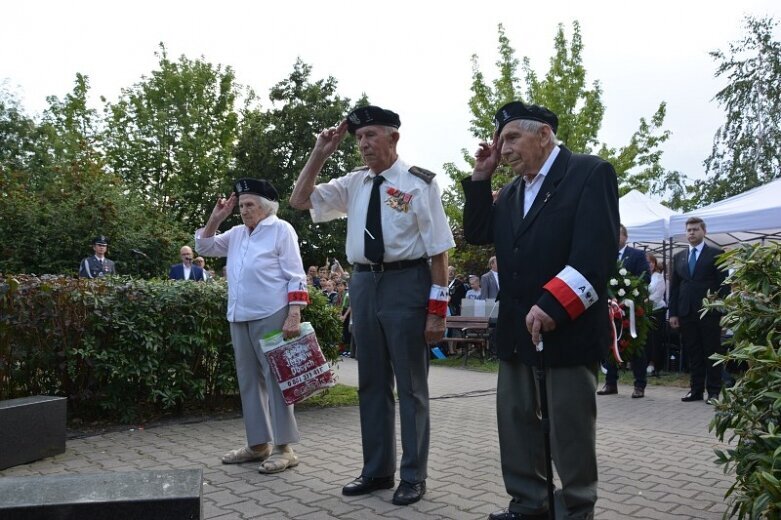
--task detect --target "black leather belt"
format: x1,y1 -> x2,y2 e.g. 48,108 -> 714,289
353,258 -> 427,273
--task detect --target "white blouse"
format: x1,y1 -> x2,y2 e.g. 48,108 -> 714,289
196,215 -> 308,322
648,271 -> 667,310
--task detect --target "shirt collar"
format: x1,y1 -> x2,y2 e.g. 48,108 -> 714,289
524,145 -> 560,186
247,214 -> 278,234
363,157 -> 405,184
690,242 -> 704,254
618,245 -> 627,257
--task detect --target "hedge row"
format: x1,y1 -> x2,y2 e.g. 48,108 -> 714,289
0,275 -> 341,421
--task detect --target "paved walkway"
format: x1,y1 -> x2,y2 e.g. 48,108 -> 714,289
0,359 -> 731,519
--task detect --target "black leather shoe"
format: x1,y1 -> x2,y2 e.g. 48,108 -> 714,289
392,480 -> 426,505
706,393 -> 719,405
597,384 -> 617,395
681,390 -> 704,402
342,475 -> 394,496
631,387 -> 645,398
488,509 -> 549,520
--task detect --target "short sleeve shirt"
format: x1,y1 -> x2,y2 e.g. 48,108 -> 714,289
309,158 -> 455,264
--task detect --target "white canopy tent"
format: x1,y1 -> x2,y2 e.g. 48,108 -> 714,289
619,189 -> 679,245
669,178 -> 781,248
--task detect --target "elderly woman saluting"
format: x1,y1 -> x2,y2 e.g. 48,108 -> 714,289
196,178 -> 310,474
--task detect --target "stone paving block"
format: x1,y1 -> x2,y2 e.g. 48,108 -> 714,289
623,494 -> 678,511
308,496 -> 363,517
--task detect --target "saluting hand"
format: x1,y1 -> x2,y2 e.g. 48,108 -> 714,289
472,135 -> 502,181
314,120 -> 349,158
210,192 -> 237,223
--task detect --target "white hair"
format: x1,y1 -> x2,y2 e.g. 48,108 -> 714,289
243,193 -> 279,216
513,119 -> 561,146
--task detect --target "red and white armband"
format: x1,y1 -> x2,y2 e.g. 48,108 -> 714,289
427,284 -> 449,317
543,265 -> 598,320
287,282 -> 310,307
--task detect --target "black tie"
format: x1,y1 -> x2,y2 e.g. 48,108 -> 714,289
364,175 -> 385,263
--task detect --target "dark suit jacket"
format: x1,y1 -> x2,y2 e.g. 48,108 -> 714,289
462,146 -> 619,367
169,263 -> 206,281
448,278 -> 468,315
620,246 -> 650,282
669,244 -> 728,318
479,270 -> 500,300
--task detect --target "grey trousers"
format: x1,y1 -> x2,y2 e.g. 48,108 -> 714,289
229,306 -> 300,447
350,263 -> 431,483
497,360 -> 598,519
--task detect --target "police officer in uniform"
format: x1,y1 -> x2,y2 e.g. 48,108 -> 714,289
79,235 -> 117,278
290,106 -> 455,506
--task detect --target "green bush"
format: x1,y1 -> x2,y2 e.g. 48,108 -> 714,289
0,275 -> 342,422
708,243 -> 781,519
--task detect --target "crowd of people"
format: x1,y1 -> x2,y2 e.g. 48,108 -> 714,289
73,100 -> 731,520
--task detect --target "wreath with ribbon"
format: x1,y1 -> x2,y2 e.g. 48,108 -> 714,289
606,263 -> 653,364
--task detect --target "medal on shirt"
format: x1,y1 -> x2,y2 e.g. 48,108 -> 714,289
385,187 -> 413,213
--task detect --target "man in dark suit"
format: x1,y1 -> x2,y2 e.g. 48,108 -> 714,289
447,266 -> 468,316
169,245 -> 206,281
598,224 -> 651,398
479,256 -> 500,300
463,101 -> 619,520
79,235 -> 117,278
669,217 -> 728,403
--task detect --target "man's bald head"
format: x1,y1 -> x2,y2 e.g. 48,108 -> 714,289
180,246 -> 194,266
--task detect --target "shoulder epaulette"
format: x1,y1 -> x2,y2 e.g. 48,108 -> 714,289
409,166 -> 436,184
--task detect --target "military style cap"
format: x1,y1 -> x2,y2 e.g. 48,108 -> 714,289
233,178 -> 279,202
93,235 -> 109,245
346,105 -> 401,135
494,101 -> 559,135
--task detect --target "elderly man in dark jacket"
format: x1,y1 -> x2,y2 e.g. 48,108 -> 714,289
463,101 -> 619,520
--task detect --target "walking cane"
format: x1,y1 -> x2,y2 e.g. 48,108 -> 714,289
536,338 -> 556,520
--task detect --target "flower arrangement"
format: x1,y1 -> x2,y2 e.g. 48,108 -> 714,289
607,262 -> 653,364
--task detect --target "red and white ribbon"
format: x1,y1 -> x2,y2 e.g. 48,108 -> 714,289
608,299 -> 624,363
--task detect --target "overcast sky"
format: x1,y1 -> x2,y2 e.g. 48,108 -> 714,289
3,0 -> 779,190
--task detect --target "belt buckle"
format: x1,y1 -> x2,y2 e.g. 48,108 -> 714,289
370,263 -> 384,273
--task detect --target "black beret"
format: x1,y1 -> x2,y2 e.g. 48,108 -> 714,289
494,101 -> 559,135
346,105 -> 401,135
93,235 -> 108,245
233,178 -> 279,202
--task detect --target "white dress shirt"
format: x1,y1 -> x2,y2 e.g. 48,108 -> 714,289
195,215 -> 308,322
309,157 -> 455,264
183,265 -> 192,280
523,146 -> 560,217
689,242 -> 704,263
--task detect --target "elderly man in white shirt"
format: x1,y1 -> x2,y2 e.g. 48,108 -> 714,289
196,178 -> 309,474
290,105 -> 455,506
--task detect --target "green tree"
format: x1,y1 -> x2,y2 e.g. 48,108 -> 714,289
0,76 -> 188,276
103,44 -> 240,227
0,83 -> 37,175
693,16 -> 781,207
231,59 -> 365,266
443,22 -> 679,271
